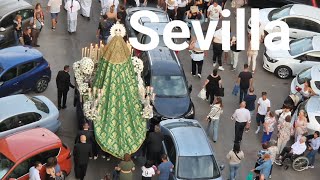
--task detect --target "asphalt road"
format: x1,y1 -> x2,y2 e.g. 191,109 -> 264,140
27,0 -> 320,179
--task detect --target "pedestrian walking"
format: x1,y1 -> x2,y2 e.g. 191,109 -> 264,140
96,14 -> 114,44
29,161 -> 43,180
206,97 -> 223,142
212,29 -> 224,70
146,125 -> 164,165
165,0 -> 178,20
244,87 -> 256,121
184,8 -> 205,40
231,101 -> 251,143
275,105 -> 292,125
277,115 -> 293,154
189,36 -> 206,78
75,122 -> 98,159
255,92 -> 271,134
203,69 -> 222,105
31,3 -> 44,47
252,154 -> 272,180
262,111 -> 276,144
80,0 -> 92,20
115,153 -> 135,180
47,0 -> 62,31
13,15 -> 23,45
294,110 -> 308,141
73,135 -> 92,180
203,0 -> 211,21
176,0 -> 187,20
267,140 -> 278,179
141,160 -> 156,180
65,0 -> 81,34
23,27 -> 32,46
226,143 -> 244,180
255,143 -> 270,174
247,38 -> 259,74
237,64 -> 253,103
230,36 -> 241,71
306,131 -> 320,169
207,1 -> 222,21
56,65 -> 75,110
157,154 -> 174,180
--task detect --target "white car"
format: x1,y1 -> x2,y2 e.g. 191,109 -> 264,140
248,4 -> 320,39
263,36 -> 320,79
0,94 -> 60,137
290,65 -> 320,95
292,96 -> 320,134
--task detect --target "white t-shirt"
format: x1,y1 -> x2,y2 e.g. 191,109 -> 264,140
257,97 -> 271,115
207,4 -> 222,20
48,0 -> 62,13
141,166 -> 155,177
166,0 -> 178,10
213,29 -> 222,43
177,0 -> 187,7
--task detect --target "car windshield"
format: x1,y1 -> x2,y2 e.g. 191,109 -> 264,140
29,97 -> 49,113
269,5 -> 293,21
178,155 -> 220,179
0,153 -> 14,179
297,67 -> 312,84
152,75 -> 188,97
289,38 -> 313,56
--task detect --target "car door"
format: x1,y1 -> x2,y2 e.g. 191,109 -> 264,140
17,61 -> 36,91
0,66 -> 20,97
282,17 -> 309,39
15,112 -> 42,131
294,52 -> 320,75
0,116 -> 19,137
303,18 -> 320,37
163,135 -> 177,180
18,9 -> 33,28
0,11 -> 16,47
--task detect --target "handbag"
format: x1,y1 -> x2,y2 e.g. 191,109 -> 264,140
246,172 -> 254,180
234,151 -> 241,160
217,87 -> 224,97
232,84 -> 240,96
198,88 -> 206,100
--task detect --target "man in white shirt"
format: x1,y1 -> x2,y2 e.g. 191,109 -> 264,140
65,0 -> 81,34
29,161 -> 42,180
275,136 -> 307,165
255,92 -> 271,134
207,1 -> 222,21
232,101 -> 251,143
47,0 -> 62,31
80,0 -> 92,20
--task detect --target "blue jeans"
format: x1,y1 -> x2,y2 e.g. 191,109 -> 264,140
229,163 -> 240,180
307,149 -> 318,165
239,88 -> 248,103
211,119 -> 220,141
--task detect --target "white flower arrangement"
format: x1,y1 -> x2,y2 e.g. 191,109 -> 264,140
78,82 -> 89,94
110,22 -> 126,37
73,57 -> 95,97
83,101 -> 98,120
142,104 -> 153,119
131,56 -> 144,74
80,57 -> 95,75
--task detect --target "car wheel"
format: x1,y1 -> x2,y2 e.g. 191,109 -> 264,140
275,66 -> 292,79
35,78 -> 49,93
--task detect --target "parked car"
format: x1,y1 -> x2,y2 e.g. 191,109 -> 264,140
139,47 -> 194,122
248,0 -> 319,8
0,0 -> 33,48
0,46 -> 51,97
0,94 -> 60,137
247,4 -> 320,39
263,36 -> 320,79
160,119 -> 223,180
0,128 -> 72,180
291,96 -> 320,134
290,65 -> 320,95
125,7 -> 170,37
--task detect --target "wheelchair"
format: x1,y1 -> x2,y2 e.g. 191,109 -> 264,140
281,154 -> 309,171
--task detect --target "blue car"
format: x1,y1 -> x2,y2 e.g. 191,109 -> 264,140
0,46 -> 51,97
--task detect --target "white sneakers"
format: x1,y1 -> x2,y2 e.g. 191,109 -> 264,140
213,63 -> 217,67
197,74 -> 201,78
218,66 -> 224,71
255,126 -> 261,134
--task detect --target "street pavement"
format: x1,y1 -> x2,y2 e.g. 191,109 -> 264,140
26,0 -> 320,179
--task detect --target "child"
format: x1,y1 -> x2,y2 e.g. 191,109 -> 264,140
141,160 -> 155,180
262,111 -> 276,144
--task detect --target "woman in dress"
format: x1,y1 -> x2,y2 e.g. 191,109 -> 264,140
262,111 -> 276,144
31,3 -> 44,47
206,97 -> 223,142
203,69 -> 222,105
115,153 -> 135,180
226,143 -> 244,180
300,80 -> 317,100
277,115 -> 293,154
294,110 -> 308,141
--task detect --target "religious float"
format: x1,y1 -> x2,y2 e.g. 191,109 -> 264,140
72,23 -> 155,158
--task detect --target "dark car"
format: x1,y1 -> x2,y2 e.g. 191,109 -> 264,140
140,47 -> 194,123
0,0 -> 34,48
125,7 -> 170,37
0,46 -> 51,97
248,0 -> 319,8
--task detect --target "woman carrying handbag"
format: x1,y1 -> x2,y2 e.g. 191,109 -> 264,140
205,97 -> 223,143
226,143 -> 244,180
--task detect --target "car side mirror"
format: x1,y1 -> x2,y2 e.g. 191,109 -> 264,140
219,164 -> 225,171
188,84 -> 192,92
0,27 -> 5,32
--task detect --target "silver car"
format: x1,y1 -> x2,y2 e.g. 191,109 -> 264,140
0,94 -> 60,137
0,0 -> 33,48
160,119 -> 223,180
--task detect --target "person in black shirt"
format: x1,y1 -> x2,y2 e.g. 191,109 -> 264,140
230,36 -> 241,71
13,15 -> 23,45
117,5 -> 126,24
203,69 -> 222,105
56,65 -> 75,110
96,14 -> 114,45
146,125 -> 164,165
75,122 -> 98,159
237,64 -> 253,103
23,27 -> 32,46
244,87 -> 257,121
73,135 -> 92,180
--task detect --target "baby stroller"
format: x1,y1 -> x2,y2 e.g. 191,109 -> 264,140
282,93 -> 301,114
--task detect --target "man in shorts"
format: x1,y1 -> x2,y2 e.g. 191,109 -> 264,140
48,0 -> 62,31
255,92 -> 271,134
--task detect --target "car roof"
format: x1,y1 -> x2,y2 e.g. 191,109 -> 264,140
160,119 -> 213,156
0,128 -> 61,162
290,4 -> 320,20
143,23 -> 166,35
0,0 -> 32,18
312,36 -> 320,51
0,46 -> 43,70
306,96 -> 320,113
311,65 -> 320,80
127,7 -> 167,15
0,94 -> 38,120
148,47 -> 182,75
